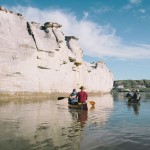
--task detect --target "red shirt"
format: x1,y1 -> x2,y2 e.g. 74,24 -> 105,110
77,91 -> 88,103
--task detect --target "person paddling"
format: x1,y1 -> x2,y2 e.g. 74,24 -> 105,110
68,89 -> 78,105
131,89 -> 141,102
125,90 -> 133,98
76,86 -> 88,110
125,89 -> 133,102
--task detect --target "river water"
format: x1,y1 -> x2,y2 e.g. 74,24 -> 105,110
0,92 -> 150,150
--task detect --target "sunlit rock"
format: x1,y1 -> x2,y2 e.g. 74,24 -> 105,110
0,6 -> 114,93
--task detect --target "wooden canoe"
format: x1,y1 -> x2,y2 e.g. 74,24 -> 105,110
68,103 -> 88,110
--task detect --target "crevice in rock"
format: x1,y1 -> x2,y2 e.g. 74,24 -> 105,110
37,49 -> 54,57
37,56 -> 41,59
65,36 -> 72,52
12,55 -> 17,60
27,22 -> 38,50
13,72 -> 21,74
38,66 -> 50,69
52,29 -> 60,48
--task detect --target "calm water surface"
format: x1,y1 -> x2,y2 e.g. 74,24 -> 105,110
0,92 -> 150,150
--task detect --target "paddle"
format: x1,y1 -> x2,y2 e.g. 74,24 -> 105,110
87,100 -> 95,106
57,97 -> 69,100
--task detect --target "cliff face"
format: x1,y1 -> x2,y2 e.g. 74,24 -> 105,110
0,6 -> 114,93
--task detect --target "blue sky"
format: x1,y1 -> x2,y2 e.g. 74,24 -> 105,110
1,0 -> 150,80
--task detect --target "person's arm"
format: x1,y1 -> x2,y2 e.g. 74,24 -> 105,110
76,92 -> 79,99
86,92 -> 88,100
69,93 -> 72,98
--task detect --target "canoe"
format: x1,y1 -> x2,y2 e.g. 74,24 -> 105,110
68,103 -> 88,110
126,98 -> 140,103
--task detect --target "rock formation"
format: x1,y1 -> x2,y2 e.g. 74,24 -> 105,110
0,6 -> 114,93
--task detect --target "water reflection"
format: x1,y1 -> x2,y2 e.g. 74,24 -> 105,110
4,92 -> 150,150
69,109 -> 88,128
4,93 -> 150,149
0,94 -> 113,150
115,92 -> 150,116
88,94 -> 114,126
112,91 -> 126,101
89,105 -> 95,110
126,102 -> 140,115
68,105 -> 96,128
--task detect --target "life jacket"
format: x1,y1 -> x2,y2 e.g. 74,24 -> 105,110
126,92 -> 133,98
68,92 -> 78,104
136,93 -> 141,100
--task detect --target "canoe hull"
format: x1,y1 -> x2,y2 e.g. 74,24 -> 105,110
68,103 -> 88,110
127,98 -> 140,103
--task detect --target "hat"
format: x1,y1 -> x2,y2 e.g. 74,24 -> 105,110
79,86 -> 85,90
136,89 -> 139,92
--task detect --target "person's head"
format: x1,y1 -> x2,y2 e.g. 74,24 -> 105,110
73,89 -> 76,92
136,89 -> 139,93
79,86 -> 85,91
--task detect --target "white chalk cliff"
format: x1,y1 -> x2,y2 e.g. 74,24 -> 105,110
0,6 -> 114,93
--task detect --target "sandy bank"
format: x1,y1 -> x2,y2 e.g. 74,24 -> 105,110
0,91 -> 109,101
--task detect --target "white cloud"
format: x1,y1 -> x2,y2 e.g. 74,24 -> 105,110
122,4 -> 133,10
92,6 -> 112,14
123,0 -> 142,10
9,6 -> 150,59
83,11 -> 89,19
129,0 -> 142,4
139,9 -> 146,13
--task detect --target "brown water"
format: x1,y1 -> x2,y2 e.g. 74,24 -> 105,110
0,93 -> 150,150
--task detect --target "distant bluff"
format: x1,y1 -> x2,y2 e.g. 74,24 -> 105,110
114,80 -> 150,91
0,6 -> 114,93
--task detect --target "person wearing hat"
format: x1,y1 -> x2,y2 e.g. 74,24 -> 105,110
76,86 -> 88,110
131,89 -> 141,102
135,89 -> 141,100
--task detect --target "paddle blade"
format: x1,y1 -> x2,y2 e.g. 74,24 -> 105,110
90,106 -> 95,110
57,97 -> 66,100
89,101 -> 95,106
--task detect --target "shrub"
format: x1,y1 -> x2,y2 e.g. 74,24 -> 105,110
63,61 -> 67,64
69,57 -> 76,62
74,62 -> 82,67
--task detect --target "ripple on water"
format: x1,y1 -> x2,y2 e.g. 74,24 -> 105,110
1,93 -> 150,150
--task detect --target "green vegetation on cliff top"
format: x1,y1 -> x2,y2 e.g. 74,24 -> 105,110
114,80 -> 150,92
